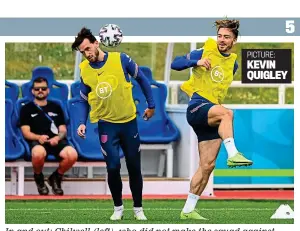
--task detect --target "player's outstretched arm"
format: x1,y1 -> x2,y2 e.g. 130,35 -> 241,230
171,49 -> 204,71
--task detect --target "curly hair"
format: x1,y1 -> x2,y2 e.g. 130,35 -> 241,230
214,19 -> 240,38
71,27 -> 97,51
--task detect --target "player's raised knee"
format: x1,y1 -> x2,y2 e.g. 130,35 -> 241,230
225,109 -> 234,119
219,108 -> 233,121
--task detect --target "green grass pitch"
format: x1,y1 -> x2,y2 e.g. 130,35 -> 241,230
5,199 -> 294,224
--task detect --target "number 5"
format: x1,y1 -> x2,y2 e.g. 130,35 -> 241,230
286,20 -> 295,34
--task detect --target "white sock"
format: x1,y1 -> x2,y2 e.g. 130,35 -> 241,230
182,193 -> 199,213
223,138 -> 239,158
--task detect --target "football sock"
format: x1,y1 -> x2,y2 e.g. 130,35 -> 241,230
223,138 -> 239,158
182,193 -> 200,213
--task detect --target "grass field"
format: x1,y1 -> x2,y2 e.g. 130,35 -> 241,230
5,199 -> 294,224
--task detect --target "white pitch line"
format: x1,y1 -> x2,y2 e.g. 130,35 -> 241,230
5,208 -> 275,211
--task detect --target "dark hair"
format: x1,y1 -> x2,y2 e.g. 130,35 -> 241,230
214,19 -> 240,38
71,27 -> 97,51
33,77 -> 48,86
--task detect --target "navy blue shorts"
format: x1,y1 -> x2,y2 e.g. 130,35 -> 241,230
186,96 -> 220,142
98,118 -> 141,170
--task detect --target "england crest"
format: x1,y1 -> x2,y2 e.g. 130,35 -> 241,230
101,134 -> 108,143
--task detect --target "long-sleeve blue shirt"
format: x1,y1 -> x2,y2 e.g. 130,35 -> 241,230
171,48 -> 238,105
171,48 -> 238,73
79,52 -> 155,124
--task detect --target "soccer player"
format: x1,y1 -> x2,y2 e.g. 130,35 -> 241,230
171,19 -> 253,219
71,27 -> 155,221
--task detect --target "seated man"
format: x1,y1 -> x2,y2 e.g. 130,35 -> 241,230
20,77 -> 78,195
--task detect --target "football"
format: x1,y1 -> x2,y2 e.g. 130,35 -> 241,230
99,24 -> 123,48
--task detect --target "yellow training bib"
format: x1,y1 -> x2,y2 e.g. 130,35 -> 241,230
80,52 -> 136,123
181,38 -> 237,104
